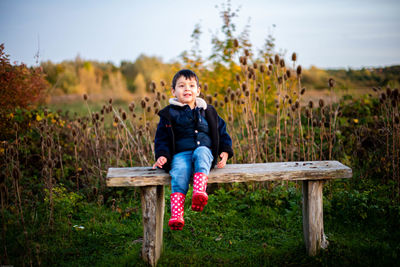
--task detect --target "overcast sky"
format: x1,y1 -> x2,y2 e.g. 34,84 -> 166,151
1,0 -> 399,69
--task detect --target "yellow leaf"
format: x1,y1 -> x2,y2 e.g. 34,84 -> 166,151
353,119 -> 359,123
36,114 -> 42,121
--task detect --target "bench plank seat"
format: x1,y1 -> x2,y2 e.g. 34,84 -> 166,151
106,161 -> 352,187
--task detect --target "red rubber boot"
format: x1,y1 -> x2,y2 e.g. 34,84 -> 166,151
192,172 -> 208,212
168,192 -> 185,230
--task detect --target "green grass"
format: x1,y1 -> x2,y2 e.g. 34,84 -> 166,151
46,98 -> 130,117
5,183 -> 399,266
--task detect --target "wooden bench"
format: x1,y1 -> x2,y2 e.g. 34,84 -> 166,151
107,160 -> 352,266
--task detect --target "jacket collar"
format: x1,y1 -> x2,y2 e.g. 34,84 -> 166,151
168,97 -> 207,110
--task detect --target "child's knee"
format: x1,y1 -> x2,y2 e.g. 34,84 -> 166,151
193,146 -> 213,161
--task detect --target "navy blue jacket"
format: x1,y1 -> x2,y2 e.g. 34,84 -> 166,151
154,104 -> 233,171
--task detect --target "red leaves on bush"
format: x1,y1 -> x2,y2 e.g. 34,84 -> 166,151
0,43 -> 49,111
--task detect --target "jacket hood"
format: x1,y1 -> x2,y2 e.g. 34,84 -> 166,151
168,97 -> 207,110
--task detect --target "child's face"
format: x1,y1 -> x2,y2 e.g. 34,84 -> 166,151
172,76 -> 200,108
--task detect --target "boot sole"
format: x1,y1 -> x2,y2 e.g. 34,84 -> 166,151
192,192 -> 208,212
169,220 -> 184,231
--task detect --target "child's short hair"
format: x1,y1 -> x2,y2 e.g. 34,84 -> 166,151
171,69 -> 199,89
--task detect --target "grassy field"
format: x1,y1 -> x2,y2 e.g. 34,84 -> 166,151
5,182 -> 397,266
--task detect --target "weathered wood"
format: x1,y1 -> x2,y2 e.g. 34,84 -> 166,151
107,161 -> 352,187
140,185 -> 165,266
302,180 -> 328,256
106,160 -> 352,265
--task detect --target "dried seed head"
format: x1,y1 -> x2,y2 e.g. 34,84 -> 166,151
114,116 -> 119,123
268,64 -> 273,71
255,95 -> 260,102
228,115 -> 233,122
83,94 -> 88,101
150,81 -> 156,92
291,52 -> 297,61
214,92 -> 218,98
301,88 -> 306,95
296,65 -> 302,76
248,72 -> 252,79
109,98 -> 113,104
145,96 -> 150,102
204,83 -> 208,91
386,88 -> 392,97
122,112 -> 127,120
245,90 -> 250,97
214,100 -> 219,107
395,116 -> 399,124
277,76 -> 283,84
224,96 -> 229,103
391,99 -> 396,108
283,74 -> 288,81
242,57 -> 247,66
141,99 -> 146,109
241,99 -> 245,105
219,101 -> 224,108
381,93 -> 386,101
286,69 -> 291,78
328,78 -> 335,88
253,129 -> 258,135
162,94 -> 166,100
392,88 -> 398,98
291,104 -> 295,112
274,54 -> 280,65
227,87 -> 231,94
241,82 -> 247,91
244,49 -> 250,56
308,101 -> 314,109
288,98 -> 292,105
118,107 -> 122,114
206,95 -> 213,104
95,113 -> 100,121
233,39 -> 239,48
154,108 -> 159,114
280,59 -> 285,68
253,62 -> 258,69
260,64 -> 265,73
146,106 -> 151,113
160,80 -> 166,87
269,57 -> 274,65
235,74 -> 240,82
295,100 -> 300,109
319,99 -> 325,108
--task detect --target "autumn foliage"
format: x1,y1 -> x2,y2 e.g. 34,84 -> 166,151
0,43 -> 48,111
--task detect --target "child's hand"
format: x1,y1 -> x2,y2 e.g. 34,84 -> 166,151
153,156 -> 167,169
217,152 -> 228,168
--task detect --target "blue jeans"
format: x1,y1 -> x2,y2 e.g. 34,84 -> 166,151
170,146 -> 214,194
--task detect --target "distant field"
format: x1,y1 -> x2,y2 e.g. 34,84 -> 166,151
46,87 -> 371,116
46,94 -> 135,116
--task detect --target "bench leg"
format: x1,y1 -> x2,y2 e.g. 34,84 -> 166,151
140,185 -> 165,266
302,180 -> 328,256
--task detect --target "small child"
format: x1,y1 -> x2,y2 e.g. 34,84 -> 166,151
152,69 -> 233,230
